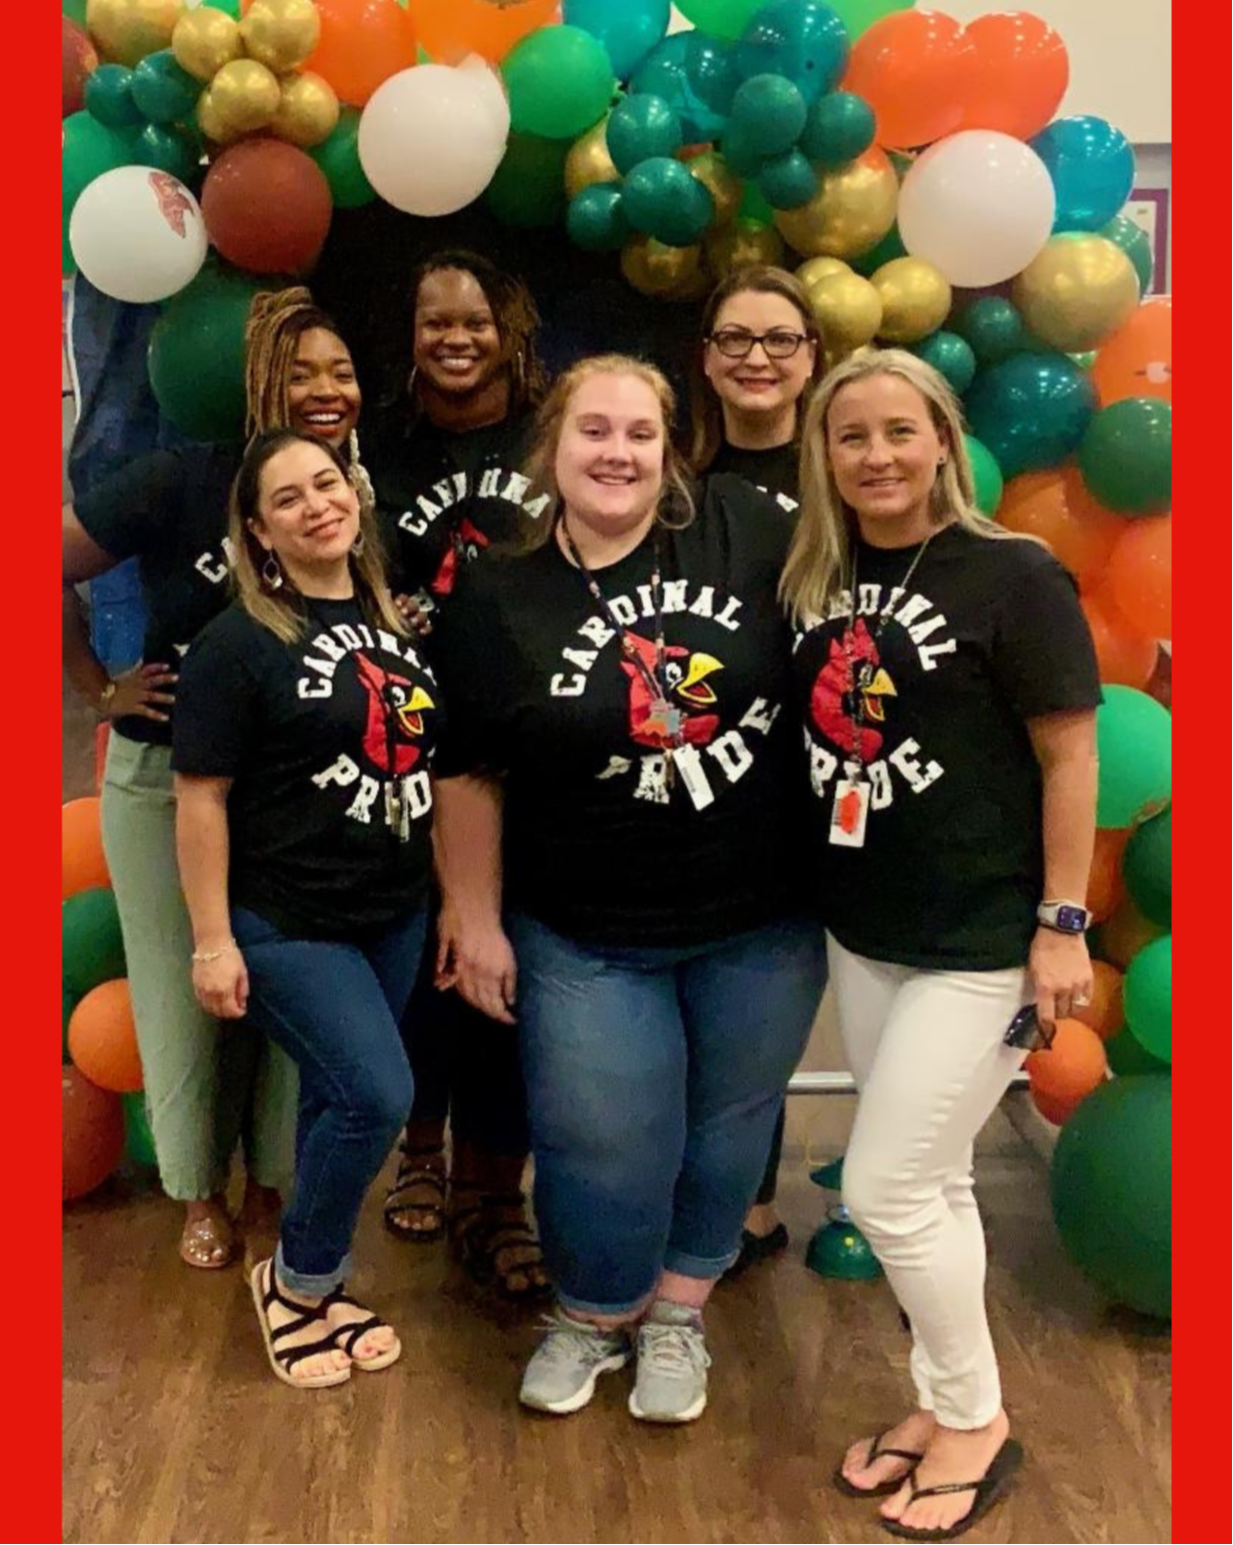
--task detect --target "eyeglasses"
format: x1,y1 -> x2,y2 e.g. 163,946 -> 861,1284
707,328 -> 811,360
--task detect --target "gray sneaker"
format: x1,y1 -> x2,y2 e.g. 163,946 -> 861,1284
628,1301 -> 712,1423
519,1308 -> 633,1414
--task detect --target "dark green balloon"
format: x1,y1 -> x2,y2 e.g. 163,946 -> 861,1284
136,123 -> 201,185
805,1204 -> 883,1281
308,109 -> 375,211
720,119 -> 767,179
567,184 -> 630,252
1123,808 -> 1171,926
965,353 -> 1097,480
148,266 -> 268,441
1078,398 -> 1171,514
850,222 -> 905,277
607,93 -> 683,176
63,0 -> 89,22
62,888 -> 126,1000
486,133 -> 570,228
1124,934 -> 1171,1063
729,73 -> 808,159
131,50 -> 201,127
85,65 -> 144,130
63,112 -> 138,271
798,90 -> 875,170
1051,1075 -> 1171,1319
954,296 -> 1031,365
622,156 -> 713,246
123,1092 -> 158,1168
759,147 -> 817,209
1106,1025 -> 1169,1077
1101,213 -> 1153,293
911,330 -> 976,395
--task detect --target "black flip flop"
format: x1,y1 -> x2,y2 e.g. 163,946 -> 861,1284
880,1438 -> 1024,1541
725,1222 -> 790,1280
834,1434 -> 925,1498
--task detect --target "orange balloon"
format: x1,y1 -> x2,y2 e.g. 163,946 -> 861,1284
63,1065 -> 125,1202
68,979 -> 143,1094
1103,515 -> 1171,640
1080,593 -> 1158,689
997,466 -> 1123,590
959,12 -> 1069,139
1094,897 -> 1166,970
1026,1018 -> 1107,1106
1091,297 -> 1171,406
1030,1085 -> 1078,1126
1085,826 -> 1129,923
63,797 -> 110,900
413,0 -> 560,65
306,0 -> 417,106
842,11 -> 972,151
1073,960 -> 1125,1041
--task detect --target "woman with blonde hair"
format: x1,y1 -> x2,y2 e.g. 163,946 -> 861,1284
786,348 -> 1100,1539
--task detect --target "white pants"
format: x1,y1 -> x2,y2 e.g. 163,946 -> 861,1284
828,934 -> 1028,1429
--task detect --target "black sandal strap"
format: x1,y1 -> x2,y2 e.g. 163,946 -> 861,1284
870,1443 -> 927,1467
332,1316 -> 386,1357
907,1477 -> 982,1501
278,1333 -> 342,1372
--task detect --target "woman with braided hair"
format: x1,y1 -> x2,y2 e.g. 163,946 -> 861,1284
62,286 -> 368,1271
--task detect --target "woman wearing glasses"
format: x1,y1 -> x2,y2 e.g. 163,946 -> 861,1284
690,266 -> 826,1277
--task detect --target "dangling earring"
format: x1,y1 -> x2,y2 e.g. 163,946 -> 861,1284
407,363 -> 419,398
261,552 -> 284,591
512,349 -> 525,400
351,531 -> 366,559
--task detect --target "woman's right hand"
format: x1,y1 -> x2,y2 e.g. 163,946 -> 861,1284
445,918 -> 518,1026
191,949 -> 249,1020
102,662 -> 178,722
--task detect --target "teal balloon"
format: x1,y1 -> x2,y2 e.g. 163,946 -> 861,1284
308,108 -> 375,210
123,1091 -> 158,1169
633,32 -> 730,142
1051,1075 -> 1171,1319
622,156 -> 714,246
562,0 -> 671,81
567,184 -> 631,251
62,888 -> 126,1000
759,147 -> 817,209
131,50 -> 201,127
682,30 -> 741,115
136,123 -> 201,184
85,65 -> 143,130
798,89 -> 875,168
63,112 -> 138,271
720,119 -> 768,178
1078,398 -> 1171,514
1101,214 -> 1154,294
148,266 -> 268,441
1106,1026 -> 1169,1078
502,25 -> 616,141
911,331 -> 976,395
486,133 -> 570,228
1124,934 -> 1171,1063
963,434 -> 1003,516
606,93 -> 683,176
736,0 -> 851,106
964,354 -> 1097,479
1094,685 -> 1171,829
1123,809 -> 1171,927
850,221 -> 906,277
729,73 -> 808,158
1030,116 -> 1136,233
953,296 -> 1033,365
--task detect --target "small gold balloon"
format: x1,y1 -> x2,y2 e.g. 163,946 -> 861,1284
774,148 -> 898,260
239,0 -> 321,74
687,152 -> 742,228
195,84 -> 232,145
1012,235 -> 1141,353
565,116 -> 619,200
807,270 -> 883,352
871,256 -> 952,344
704,219 -> 785,279
86,0 -> 183,68
271,71 -> 340,148
621,237 -> 707,302
210,57 -> 282,135
796,256 -> 851,290
173,8 -> 242,82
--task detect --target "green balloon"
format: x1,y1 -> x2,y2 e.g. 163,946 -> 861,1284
1095,686 -> 1171,828
211,0 -> 242,15
1106,1025 -> 1169,1078
1124,934 -> 1171,1063
622,156 -> 714,246
798,90 -> 876,169
85,65 -> 144,130
607,93 -> 683,177
132,50 -> 201,127
674,0 -> 770,42
827,0 -> 915,39
1123,808 -> 1171,926
63,0 -> 89,22
954,296 -> 1032,365
502,25 -> 616,141
850,222 -> 906,277
148,266 -> 267,441
308,109 -> 374,210
123,1092 -> 158,1168
759,148 -> 817,210
730,75 -> 808,159
1051,1075 -> 1170,1319
62,888 -> 126,1000
1069,350 -> 1097,370
486,133 -> 570,228
910,330 -> 976,395
567,184 -> 630,252
63,112 -> 138,272
963,433 -> 1003,516
135,123 -> 201,185
1101,213 -> 1153,294
1078,398 -> 1171,514
721,119 -> 768,179
738,179 -> 775,226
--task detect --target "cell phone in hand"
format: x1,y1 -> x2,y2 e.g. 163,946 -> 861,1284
1004,1004 -> 1054,1053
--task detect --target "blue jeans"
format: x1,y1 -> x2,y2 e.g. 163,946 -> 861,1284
231,905 -> 427,1294
509,913 -> 828,1316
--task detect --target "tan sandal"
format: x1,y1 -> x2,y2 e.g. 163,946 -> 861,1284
323,1285 -> 402,1372
179,1208 -> 235,1270
249,1259 -> 351,1390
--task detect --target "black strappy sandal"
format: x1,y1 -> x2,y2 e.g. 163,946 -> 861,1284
383,1142 -> 447,1243
449,1190 -> 553,1303
322,1285 -> 402,1372
880,1439 -> 1024,1541
834,1434 -> 926,1498
249,1258 -> 350,1389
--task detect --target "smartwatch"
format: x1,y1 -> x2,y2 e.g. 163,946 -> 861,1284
1036,900 -> 1091,935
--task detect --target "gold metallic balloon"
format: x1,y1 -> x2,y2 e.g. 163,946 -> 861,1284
86,0 -> 182,67
796,256 -> 851,290
271,71 -> 340,148
687,152 -> 742,228
1012,235 -> 1141,353
774,148 -> 898,261
173,8 -> 242,82
239,0 -> 321,74
621,237 -> 708,302
210,57 -> 282,135
704,219 -> 785,278
871,256 -> 952,344
195,84 -> 231,146
565,117 -> 619,201
806,270 -> 883,353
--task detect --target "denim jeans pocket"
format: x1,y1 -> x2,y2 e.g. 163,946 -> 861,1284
231,905 -> 286,951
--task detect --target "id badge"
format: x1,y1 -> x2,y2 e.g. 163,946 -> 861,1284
829,778 -> 870,847
642,698 -> 683,740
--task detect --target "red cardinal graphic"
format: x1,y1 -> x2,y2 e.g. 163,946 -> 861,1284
619,632 -> 723,749
810,618 -> 897,763
353,653 -> 433,775
148,171 -> 193,238
432,517 -> 489,596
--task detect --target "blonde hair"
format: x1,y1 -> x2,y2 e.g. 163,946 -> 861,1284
518,353 -> 696,552
229,430 -> 407,647
780,347 -> 1018,625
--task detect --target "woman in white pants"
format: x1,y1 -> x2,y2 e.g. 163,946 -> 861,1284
784,349 -> 1100,1541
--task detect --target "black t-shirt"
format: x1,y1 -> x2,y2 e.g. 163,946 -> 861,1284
74,444 -> 240,746
172,597 -> 441,940
709,440 -> 801,513
793,525 -> 1101,970
368,409 -> 551,606
433,475 -> 809,949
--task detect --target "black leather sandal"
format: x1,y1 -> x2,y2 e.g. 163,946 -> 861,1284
449,1190 -> 553,1302
249,1259 -> 350,1390
834,1434 -> 926,1498
383,1142 -> 447,1243
880,1438 -> 1024,1541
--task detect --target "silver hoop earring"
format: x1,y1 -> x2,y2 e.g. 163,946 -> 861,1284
261,552 -> 284,591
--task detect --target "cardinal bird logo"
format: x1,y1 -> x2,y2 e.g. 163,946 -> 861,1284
432,517 -> 489,596
810,618 -> 897,762
148,171 -> 193,238
353,653 -> 434,775
620,632 -> 723,749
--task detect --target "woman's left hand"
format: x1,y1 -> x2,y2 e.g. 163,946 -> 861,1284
1029,927 -> 1094,1027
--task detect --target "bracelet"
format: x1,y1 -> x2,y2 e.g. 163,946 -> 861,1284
191,940 -> 237,964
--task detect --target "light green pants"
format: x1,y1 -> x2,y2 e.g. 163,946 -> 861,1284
99,731 -> 298,1200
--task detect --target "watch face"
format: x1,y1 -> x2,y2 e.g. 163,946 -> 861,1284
1056,905 -> 1087,932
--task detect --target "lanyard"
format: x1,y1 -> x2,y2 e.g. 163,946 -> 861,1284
842,534 -> 933,775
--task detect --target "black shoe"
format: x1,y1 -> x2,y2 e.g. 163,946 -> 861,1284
724,1221 -> 790,1280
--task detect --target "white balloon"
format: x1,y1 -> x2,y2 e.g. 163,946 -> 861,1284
458,53 -> 511,143
69,166 -> 208,305
358,64 -> 509,218
898,131 -> 1056,289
